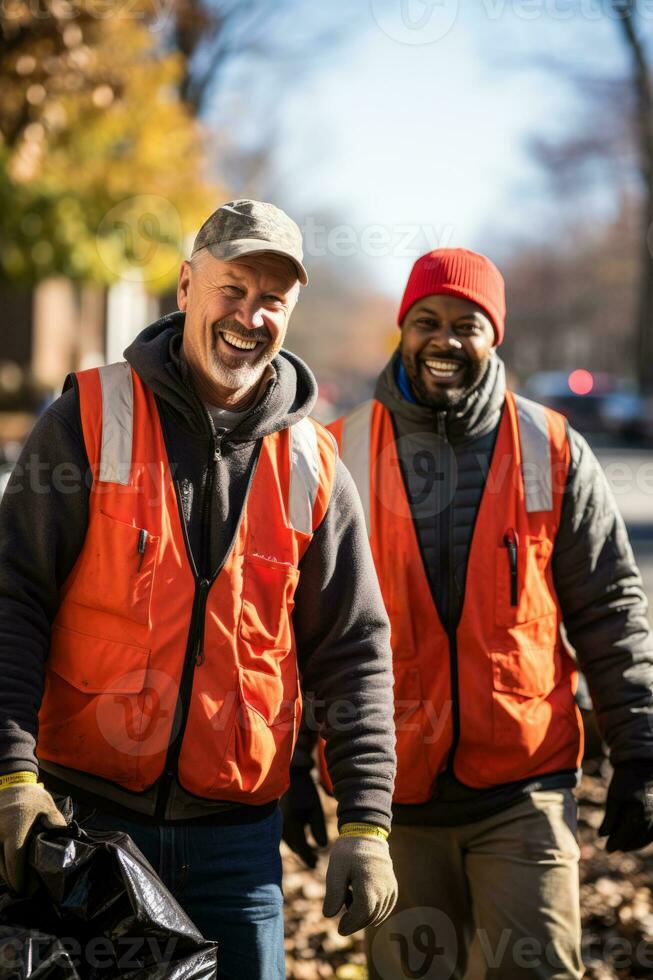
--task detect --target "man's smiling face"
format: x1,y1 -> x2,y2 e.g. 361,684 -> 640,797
400,293 -> 496,409
177,250 -> 300,408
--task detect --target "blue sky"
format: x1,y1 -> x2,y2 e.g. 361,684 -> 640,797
217,1 -> 644,296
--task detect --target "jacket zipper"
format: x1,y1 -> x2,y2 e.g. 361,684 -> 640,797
155,423 -> 224,819
503,528 -> 519,606
195,428 -> 229,667
435,411 -> 461,773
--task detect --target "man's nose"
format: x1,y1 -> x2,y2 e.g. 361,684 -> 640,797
431,324 -> 463,350
233,301 -> 266,331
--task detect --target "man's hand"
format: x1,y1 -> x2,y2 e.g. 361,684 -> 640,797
0,782 -> 67,893
323,833 -> 398,936
599,763 -> 653,853
281,766 -> 327,868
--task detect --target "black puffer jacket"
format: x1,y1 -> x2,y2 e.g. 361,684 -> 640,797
375,350 -> 653,826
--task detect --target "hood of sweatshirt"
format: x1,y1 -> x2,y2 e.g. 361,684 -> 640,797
374,347 -> 506,445
123,310 -> 317,442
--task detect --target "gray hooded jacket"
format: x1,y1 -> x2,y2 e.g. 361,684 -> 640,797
0,313 -> 396,829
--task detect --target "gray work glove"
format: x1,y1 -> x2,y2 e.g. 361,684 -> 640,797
0,783 -> 67,894
323,835 -> 398,936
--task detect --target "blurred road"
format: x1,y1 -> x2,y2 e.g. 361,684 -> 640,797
595,446 -> 653,622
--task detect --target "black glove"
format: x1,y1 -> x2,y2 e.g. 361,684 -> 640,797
281,766 -> 328,868
599,762 -> 653,853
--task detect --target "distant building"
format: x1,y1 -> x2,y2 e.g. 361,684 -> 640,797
1,278 -> 169,441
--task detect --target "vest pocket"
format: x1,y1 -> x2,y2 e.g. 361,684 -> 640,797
48,624 -> 150,692
495,536 -> 555,627
205,666 -> 299,800
238,554 -> 300,654
491,620 -> 557,698
490,616 -> 558,747
238,665 -> 297,727
39,624 -> 154,788
66,510 -> 160,625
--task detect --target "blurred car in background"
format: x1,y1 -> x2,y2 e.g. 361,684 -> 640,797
522,370 -> 651,442
601,389 -> 653,443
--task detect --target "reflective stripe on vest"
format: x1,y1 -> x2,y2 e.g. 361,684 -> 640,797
340,394 -> 558,519
99,362 -> 133,485
514,395 -> 552,513
289,417 -> 321,535
340,401 -> 373,535
97,360 -> 323,532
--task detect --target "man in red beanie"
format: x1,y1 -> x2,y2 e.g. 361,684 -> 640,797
283,248 -> 653,978
396,247 -> 506,409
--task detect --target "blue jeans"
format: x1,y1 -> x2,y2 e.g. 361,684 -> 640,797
72,801 -> 285,980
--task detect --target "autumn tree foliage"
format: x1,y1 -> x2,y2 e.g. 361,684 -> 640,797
0,0 -> 218,289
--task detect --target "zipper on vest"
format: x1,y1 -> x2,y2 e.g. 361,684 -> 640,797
155,575 -> 211,818
154,428 -> 221,819
154,408 -> 262,820
194,578 -> 210,666
503,528 -> 519,606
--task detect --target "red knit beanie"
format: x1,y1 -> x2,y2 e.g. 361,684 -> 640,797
397,248 -> 506,345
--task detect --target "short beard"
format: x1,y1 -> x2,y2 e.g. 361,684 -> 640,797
207,347 -> 267,392
401,345 -> 488,410
209,318 -> 277,392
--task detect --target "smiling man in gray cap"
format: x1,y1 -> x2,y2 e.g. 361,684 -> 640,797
180,199 -> 308,410
0,200 -> 398,978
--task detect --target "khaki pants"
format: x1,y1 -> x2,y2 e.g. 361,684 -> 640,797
366,790 -> 583,980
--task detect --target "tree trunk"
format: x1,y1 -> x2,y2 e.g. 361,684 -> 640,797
614,0 -> 653,392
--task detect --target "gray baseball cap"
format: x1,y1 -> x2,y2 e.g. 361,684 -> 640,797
191,199 -> 308,285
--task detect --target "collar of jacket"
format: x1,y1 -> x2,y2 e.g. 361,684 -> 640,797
375,348 -> 506,445
122,310 -> 318,443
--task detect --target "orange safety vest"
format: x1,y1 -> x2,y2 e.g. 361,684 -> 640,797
321,391 -> 582,804
38,361 -> 337,805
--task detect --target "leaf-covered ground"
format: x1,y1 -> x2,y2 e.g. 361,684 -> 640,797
283,763 -> 653,979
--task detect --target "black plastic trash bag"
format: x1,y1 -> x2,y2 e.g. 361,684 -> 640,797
0,926 -> 79,979
0,803 -> 218,980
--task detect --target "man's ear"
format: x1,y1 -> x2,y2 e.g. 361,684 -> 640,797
177,260 -> 191,312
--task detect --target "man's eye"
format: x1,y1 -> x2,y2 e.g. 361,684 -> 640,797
265,295 -> 283,304
456,322 -> 481,334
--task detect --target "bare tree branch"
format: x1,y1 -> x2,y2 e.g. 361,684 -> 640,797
611,0 -> 653,392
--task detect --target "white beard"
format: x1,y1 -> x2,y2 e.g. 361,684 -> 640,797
208,346 -> 269,392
